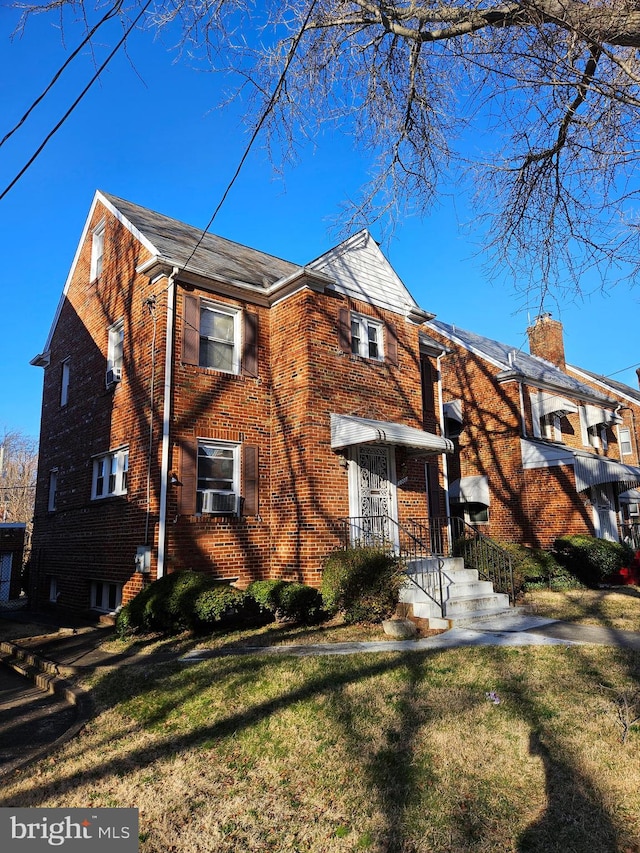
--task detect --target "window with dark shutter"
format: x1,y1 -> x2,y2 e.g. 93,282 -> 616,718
386,322 -> 398,366
182,294 -> 200,366
338,308 -> 351,352
178,439 -> 197,515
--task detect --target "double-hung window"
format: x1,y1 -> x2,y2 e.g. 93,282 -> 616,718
90,221 -> 105,281
619,427 -> 633,456
48,470 -> 58,512
60,359 -> 70,407
90,580 -> 122,613
196,440 -> 239,514
199,303 -> 240,372
92,447 -> 129,499
350,313 -> 383,360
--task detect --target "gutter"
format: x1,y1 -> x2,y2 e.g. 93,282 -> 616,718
157,267 -> 178,579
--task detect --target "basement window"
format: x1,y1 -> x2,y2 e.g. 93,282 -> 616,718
90,580 -> 122,613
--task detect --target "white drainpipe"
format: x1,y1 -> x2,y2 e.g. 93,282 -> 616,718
436,352 -> 451,521
157,267 -> 178,579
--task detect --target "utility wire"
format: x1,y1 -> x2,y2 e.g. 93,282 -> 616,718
0,0 -> 153,201
181,0 -> 318,271
0,0 -> 124,151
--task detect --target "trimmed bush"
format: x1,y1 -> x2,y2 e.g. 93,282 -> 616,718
117,570 -> 253,636
246,579 -> 324,624
552,535 -> 634,587
321,546 -> 402,624
497,542 -> 577,594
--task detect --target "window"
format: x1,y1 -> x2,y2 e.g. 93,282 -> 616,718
350,313 -> 383,360
60,359 -> 70,407
90,580 -> 122,613
199,302 -> 240,372
90,221 -> 105,280
619,427 -> 633,456
48,470 -> 58,512
196,441 -> 239,514
541,413 -> 562,442
48,576 -> 58,604
107,319 -> 124,383
92,448 -> 129,499
451,501 -> 489,525
587,424 -> 607,450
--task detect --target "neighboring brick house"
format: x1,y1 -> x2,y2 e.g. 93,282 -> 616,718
29,191 -> 452,614
426,314 -> 640,549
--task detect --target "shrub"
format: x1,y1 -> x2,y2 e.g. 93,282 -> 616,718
321,546 -> 402,624
552,535 -> 634,587
192,584 -> 254,628
117,571 -> 253,636
497,542 -> 577,595
246,579 -> 324,624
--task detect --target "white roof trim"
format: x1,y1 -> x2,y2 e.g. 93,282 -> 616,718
567,364 -> 640,407
330,414 -> 453,454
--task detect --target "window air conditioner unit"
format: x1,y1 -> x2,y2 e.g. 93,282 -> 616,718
201,491 -> 240,515
105,367 -> 122,388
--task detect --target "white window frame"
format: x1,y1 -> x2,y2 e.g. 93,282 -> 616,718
619,426 -> 633,456
350,313 -> 384,361
91,447 -> 129,500
48,469 -> 58,512
541,413 -> 562,442
199,301 -> 241,374
90,220 -> 105,281
107,319 -> 124,376
196,440 -> 240,514
60,358 -> 70,407
90,580 -> 122,613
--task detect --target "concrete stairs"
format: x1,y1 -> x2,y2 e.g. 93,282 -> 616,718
399,557 -> 512,629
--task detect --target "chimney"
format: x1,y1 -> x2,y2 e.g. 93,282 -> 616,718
527,313 -> 566,371
636,367 -> 640,390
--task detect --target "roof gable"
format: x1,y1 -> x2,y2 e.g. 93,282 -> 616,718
308,230 -> 430,320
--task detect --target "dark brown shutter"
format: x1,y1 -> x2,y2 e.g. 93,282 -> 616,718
242,445 -> 259,516
386,322 -> 398,366
338,307 -> 350,352
178,438 -> 197,515
182,294 -> 199,365
242,311 -> 259,378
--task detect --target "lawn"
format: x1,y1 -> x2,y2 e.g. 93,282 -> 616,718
523,587 -> 640,632
1,635 -> 640,851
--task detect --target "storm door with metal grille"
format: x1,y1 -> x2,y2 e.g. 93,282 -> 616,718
0,552 -> 12,602
349,445 -> 398,547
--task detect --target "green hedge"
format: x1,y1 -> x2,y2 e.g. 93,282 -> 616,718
321,546 -> 402,624
497,542 -> 578,594
116,571 -> 254,636
552,535 -> 634,587
246,579 -> 324,624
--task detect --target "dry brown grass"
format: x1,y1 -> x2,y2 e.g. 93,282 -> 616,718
523,587 -> 640,632
1,641 -> 640,852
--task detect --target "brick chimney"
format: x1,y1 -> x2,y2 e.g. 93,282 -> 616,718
527,313 -> 566,370
636,367 -> 640,390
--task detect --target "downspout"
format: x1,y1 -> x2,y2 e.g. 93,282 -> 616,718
518,381 -> 527,437
436,352 -> 451,521
157,267 -> 179,579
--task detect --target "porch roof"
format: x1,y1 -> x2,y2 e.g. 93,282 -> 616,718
330,414 -> 453,455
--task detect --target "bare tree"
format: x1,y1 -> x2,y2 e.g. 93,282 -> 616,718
10,1 -> 640,300
0,430 -> 38,525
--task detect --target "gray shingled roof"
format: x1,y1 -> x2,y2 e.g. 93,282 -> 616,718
429,319 -> 616,404
571,365 -> 640,406
103,192 -> 300,288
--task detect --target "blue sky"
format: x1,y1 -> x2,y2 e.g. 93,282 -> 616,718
1,8 -> 639,440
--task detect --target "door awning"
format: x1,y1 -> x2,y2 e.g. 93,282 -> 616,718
449,475 -> 490,505
573,454 -> 640,493
330,414 -> 453,454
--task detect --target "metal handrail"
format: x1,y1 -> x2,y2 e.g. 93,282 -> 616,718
453,518 -> 515,603
338,515 -> 444,614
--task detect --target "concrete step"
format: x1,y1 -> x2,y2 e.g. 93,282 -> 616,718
443,579 -> 494,599
449,608 -> 521,628
444,593 -> 510,618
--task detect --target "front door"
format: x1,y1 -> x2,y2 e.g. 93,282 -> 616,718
591,483 -> 618,541
348,445 -> 398,547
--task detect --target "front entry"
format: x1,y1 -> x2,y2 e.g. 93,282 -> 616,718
348,445 -> 398,546
591,483 -> 618,541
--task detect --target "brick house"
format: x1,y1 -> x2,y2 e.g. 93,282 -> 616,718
29,192 -> 453,615
426,314 -> 640,549
0,524 -> 26,603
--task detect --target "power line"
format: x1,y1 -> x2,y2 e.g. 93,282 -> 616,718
0,1 -> 124,152
0,0 -> 153,201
